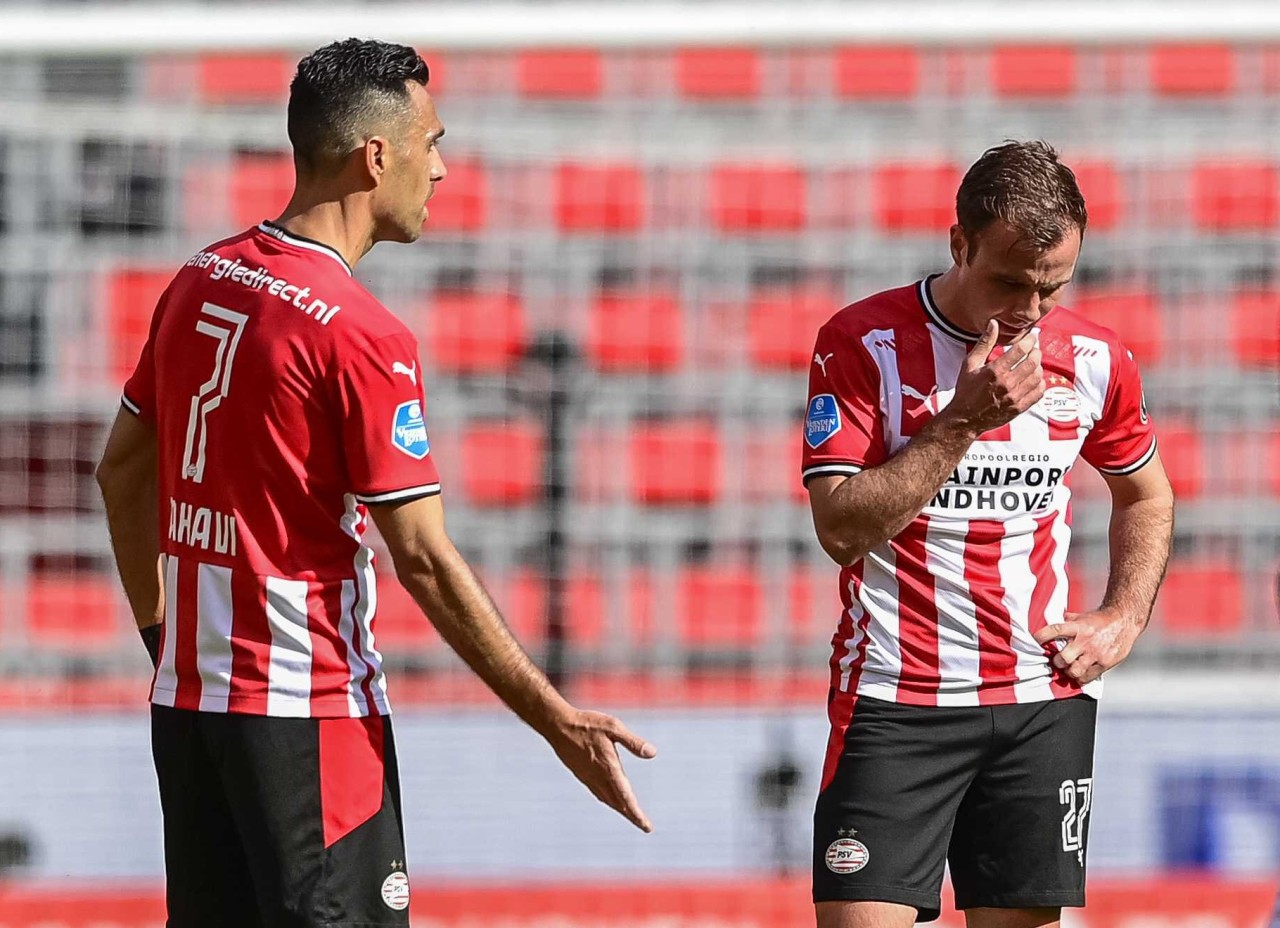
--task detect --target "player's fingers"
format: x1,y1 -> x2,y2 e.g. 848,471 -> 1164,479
600,756 -> 653,832
606,718 -> 658,759
991,330 -> 1037,371
964,319 -> 1000,371
1034,623 -> 1076,646
1079,663 -> 1106,685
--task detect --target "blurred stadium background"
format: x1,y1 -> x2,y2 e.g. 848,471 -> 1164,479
0,2 -> 1278,926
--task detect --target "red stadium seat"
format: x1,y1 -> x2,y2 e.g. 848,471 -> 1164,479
1072,161 -> 1123,231
1191,162 -> 1280,231
675,566 -> 763,648
1070,289 -> 1165,367
1150,44 -> 1236,96
746,287 -> 842,370
709,163 -> 807,232
675,47 -> 762,99
459,421 -> 544,506
1154,418 -> 1205,500
423,291 -> 526,374
743,425 -> 809,505
554,162 -> 646,232
229,151 -> 293,229
373,573 -> 441,651
787,567 -> 843,649
426,158 -> 487,232
629,419 -> 722,505
833,46 -> 920,98
502,570 -> 607,647
26,573 -> 125,648
991,45 -> 1078,97
105,268 -> 171,382
586,290 -> 684,372
197,53 -> 292,104
1230,291 -> 1280,369
516,49 -> 604,99
1155,560 -> 1244,635
872,162 -> 963,232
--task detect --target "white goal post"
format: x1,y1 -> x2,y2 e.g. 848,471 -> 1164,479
4,1 -> 1280,55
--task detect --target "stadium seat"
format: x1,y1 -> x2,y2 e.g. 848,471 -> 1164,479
502,570 -> 607,647
742,425 -> 809,504
1230,291 -> 1280,369
675,566 -> 764,648
1071,161 -> 1123,231
1155,560 -> 1244,635
1150,44 -> 1237,96
373,573 -> 441,651
423,291 -> 526,374
516,49 -> 604,98
586,290 -> 684,372
991,45 -> 1078,98
105,267 -> 171,382
872,162 -> 963,232
833,46 -> 920,98
554,162 -> 646,232
196,53 -> 292,104
674,47 -> 762,99
628,419 -> 723,505
746,287 -> 843,370
459,421 -> 544,507
426,158 -> 487,232
229,151 -> 294,230
1070,289 -> 1165,367
26,573 -> 125,648
1191,162 -> 1280,231
709,163 -> 807,232
1154,418 -> 1206,500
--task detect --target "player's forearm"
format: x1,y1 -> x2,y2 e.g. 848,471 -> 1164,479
812,413 -> 978,565
396,550 -> 573,737
1100,494 -> 1174,630
97,460 -> 164,630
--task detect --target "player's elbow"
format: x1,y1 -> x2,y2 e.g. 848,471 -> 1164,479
814,527 -> 867,568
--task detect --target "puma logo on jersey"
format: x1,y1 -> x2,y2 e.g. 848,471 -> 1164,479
391,361 -> 417,385
901,383 -> 940,413
813,352 -> 834,376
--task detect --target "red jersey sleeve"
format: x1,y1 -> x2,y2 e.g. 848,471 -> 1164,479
1080,344 -> 1157,475
337,332 -> 442,504
801,322 -> 887,485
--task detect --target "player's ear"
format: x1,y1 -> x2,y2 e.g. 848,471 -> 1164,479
949,224 -> 970,267
364,136 -> 390,186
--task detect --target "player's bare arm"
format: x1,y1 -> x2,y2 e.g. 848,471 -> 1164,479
809,319 -> 1046,566
1035,455 -> 1174,685
369,494 -> 656,833
96,409 -> 164,653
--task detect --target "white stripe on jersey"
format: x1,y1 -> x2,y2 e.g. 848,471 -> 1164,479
1071,335 -> 1111,429
263,577 -> 314,717
861,329 -> 904,453
855,542 -> 903,702
836,575 -> 867,693
196,562 -> 235,712
152,555 -> 180,707
338,579 -> 366,717
928,518 -> 982,707
1003,516 -> 1055,703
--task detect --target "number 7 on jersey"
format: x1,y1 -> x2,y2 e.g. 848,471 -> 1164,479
182,302 -> 250,484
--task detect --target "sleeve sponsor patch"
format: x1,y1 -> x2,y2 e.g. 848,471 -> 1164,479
391,400 -> 430,459
805,393 -> 842,449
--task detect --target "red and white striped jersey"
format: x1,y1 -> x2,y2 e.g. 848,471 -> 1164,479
802,277 -> 1156,707
123,222 -> 441,718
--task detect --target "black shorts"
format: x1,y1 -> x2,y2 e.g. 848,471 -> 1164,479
151,705 -> 410,928
813,694 -> 1097,921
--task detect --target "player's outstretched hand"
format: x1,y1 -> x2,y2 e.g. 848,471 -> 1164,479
547,708 -> 657,833
1034,608 -> 1144,685
942,320 -> 1046,435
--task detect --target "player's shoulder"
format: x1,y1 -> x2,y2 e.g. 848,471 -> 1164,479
1042,305 -> 1135,364
819,281 -> 924,341
328,288 -> 416,353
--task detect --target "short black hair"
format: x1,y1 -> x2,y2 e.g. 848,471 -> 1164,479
955,140 -> 1088,252
288,38 -> 430,169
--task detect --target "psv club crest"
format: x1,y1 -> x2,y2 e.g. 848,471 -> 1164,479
825,827 -> 870,874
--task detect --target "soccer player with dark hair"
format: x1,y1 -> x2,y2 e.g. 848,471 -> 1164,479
96,38 -> 655,927
804,140 -> 1174,928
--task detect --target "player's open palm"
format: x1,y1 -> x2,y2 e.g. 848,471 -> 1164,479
946,320 -> 1046,434
548,708 -> 657,833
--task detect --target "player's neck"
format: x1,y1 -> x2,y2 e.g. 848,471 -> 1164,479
927,268 -> 981,337
273,197 -> 373,271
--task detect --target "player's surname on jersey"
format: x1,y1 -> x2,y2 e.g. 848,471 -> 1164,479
168,497 -> 238,557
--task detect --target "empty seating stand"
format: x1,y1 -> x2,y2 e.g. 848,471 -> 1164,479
423,291 -> 527,375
